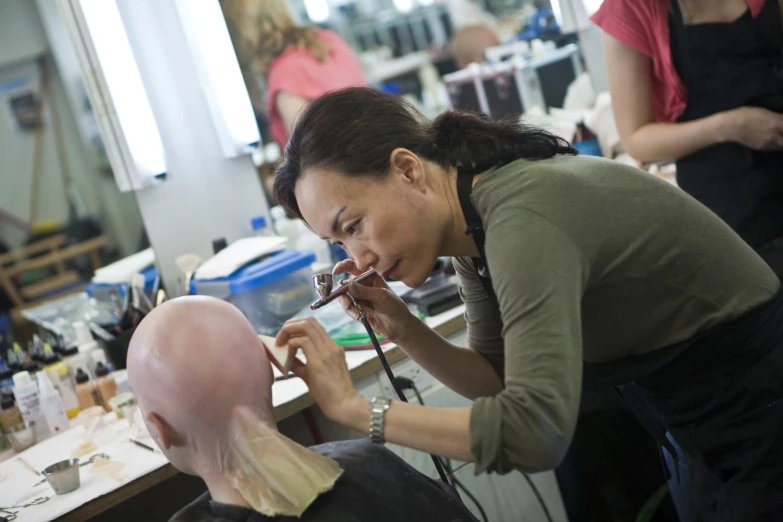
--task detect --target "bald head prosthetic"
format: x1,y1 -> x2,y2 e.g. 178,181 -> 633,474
127,296 -> 342,517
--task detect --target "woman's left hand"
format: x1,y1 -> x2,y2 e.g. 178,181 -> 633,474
276,317 -> 361,422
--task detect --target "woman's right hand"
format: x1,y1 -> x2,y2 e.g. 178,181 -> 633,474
725,107 -> 783,151
332,259 -> 418,344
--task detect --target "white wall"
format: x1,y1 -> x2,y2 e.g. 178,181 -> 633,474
0,0 -> 144,256
0,0 -> 98,247
0,0 -> 48,66
0,60 -> 74,247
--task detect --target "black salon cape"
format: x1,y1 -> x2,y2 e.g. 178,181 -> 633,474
169,439 -> 479,522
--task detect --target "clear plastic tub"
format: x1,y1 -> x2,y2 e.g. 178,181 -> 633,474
190,250 -> 317,335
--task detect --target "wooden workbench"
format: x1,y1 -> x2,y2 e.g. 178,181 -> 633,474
50,307 -> 467,522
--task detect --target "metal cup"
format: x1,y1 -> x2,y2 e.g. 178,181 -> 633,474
313,273 -> 333,298
38,453 -> 109,495
42,459 -> 81,495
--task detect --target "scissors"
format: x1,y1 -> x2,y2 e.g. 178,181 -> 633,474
0,497 -> 49,521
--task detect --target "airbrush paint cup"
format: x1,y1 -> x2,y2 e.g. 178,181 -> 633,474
313,274 -> 333,299
310,269 -> 377,310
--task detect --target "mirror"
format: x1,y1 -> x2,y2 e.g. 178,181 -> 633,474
217,0 -> 588,200
0,0 -> 147,317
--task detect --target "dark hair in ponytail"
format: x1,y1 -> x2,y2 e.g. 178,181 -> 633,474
274,87 -> 576,219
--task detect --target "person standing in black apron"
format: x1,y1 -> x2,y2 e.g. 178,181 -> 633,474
596,0 -> 783,275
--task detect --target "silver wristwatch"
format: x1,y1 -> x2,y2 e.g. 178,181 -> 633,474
369,397 -> 391,443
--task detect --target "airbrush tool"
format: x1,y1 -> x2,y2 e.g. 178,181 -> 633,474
308,269 -> 450,485
310,269 -> 378,310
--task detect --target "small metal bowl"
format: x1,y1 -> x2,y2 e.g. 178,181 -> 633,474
42,459 -> 81,495
5,422 -> 37,453
35,453 -> 110,495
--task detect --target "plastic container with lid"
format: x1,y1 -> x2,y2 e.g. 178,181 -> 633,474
190,250 -> 317,335
86,265 -> 158,306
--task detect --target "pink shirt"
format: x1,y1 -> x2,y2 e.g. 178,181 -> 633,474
592,0 -> 767,123
267,29 -> 366,147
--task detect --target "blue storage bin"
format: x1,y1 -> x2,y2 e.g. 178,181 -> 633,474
574,138 -> 602,157
190,250 -> 317,335
87,265 -> 157,303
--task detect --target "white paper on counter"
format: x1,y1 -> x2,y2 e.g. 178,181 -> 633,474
92,248 -> 156,285
195,237 -> 288,280
0,415 -> 168,522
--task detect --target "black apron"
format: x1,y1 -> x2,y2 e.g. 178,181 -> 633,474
670,0 -> 783,251
456,167 -> 783,521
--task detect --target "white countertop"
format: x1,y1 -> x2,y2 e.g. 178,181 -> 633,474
0,416 -> 168,521
0,305 -> 466,521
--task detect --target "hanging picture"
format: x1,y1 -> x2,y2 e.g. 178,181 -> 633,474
0,76 -> 42,132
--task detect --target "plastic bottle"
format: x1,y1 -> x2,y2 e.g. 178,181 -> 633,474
37,371 -> 69,436
72,322 -> 99,380
270,206 -> 300,250
12,371 -> 48,440
0,393 -> 24,431
94,362 -> 117,412
61,344 -> 84,381
44,347 -> 81,420
9,343 -> 24,373
294,222 -> 332,270
30,335 -> 45,362
22,355 -> 41,376
74,368 -> 100,410
250,216 -> 274,237
90,349 -> 114,374
42,343 -> 59,367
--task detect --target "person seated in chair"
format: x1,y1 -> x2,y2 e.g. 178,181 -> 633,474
127,296 -> 478,522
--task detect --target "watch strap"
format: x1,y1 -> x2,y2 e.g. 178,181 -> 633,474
369,396 -> 391,443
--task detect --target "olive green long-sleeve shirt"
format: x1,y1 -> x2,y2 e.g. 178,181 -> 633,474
458,155 -> 779,475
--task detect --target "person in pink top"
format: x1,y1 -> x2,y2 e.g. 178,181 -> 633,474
223,0 -> 366,149
593,0 -> 783,281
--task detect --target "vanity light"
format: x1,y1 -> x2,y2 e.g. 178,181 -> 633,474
172,0 -> 260,158
58,0 -> 167,191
